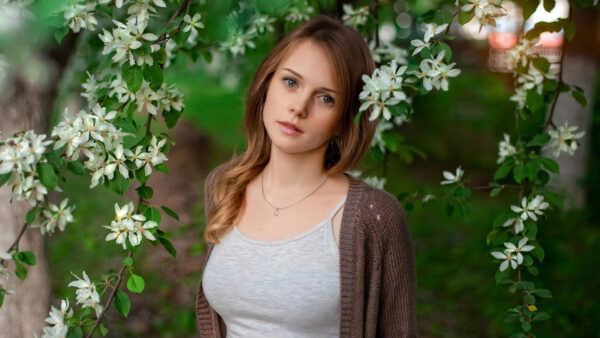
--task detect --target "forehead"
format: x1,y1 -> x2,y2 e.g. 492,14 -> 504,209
277,39 -> 338,91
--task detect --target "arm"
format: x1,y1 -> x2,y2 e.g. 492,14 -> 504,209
377,198 -> 417,337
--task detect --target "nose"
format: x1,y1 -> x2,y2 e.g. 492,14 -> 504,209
288,93 -> 310,118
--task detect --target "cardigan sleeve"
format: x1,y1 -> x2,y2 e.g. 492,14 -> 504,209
377,196 -> 417,337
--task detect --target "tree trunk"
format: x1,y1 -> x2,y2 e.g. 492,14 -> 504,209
0,34 -> 76,337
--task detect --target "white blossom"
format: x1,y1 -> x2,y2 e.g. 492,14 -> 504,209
247,13 -> 276,35
220,28 -> 256,56
183,13 -> 204,45
497,133 -> 517,164
285,1 -> 314,23
63,2 -> 97,33
371,119 -> 394,153
104,202 -> 158,249
461,0 -> 506,31
510,195 -> 549,222
421,23 -> 447,43
441,166 -> 464,185
41,299 -> 72,338
359,59 -> 410,121
546,121 -> 585,158
502,216 -> 525,234
342,4 -> 369,29
31,198 -> 76,235
503,237 -> 535,264
364,176 -> 387,189
490,249 -> 518,271
68,271 -> 103,317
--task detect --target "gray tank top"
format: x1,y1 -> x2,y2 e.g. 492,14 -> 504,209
202,196 -> 346,337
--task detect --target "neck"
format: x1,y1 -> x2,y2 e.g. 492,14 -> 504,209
262,143 -> 329,202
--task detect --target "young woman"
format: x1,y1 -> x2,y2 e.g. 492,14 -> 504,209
196,15 -> 417,338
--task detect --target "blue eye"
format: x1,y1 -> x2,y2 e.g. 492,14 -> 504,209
321,95 -> 334,105
284,78 -> 297,88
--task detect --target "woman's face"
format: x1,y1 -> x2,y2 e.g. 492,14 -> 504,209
262,39 -> 341,157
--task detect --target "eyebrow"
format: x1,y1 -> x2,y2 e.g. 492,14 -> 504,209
282,68 -> 338,95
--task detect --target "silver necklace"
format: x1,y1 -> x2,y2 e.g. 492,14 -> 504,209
261,170 -> 329,216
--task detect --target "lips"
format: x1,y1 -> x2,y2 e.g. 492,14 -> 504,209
277,121 -> 303,133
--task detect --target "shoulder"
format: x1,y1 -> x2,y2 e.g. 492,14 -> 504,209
349,176 -> 410,243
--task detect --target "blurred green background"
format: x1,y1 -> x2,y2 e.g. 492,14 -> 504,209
14,1 -> 596,337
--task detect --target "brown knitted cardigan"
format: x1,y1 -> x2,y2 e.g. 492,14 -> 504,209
196,167 -> 417,337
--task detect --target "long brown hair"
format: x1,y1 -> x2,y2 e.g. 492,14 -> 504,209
204,15 -> 376,244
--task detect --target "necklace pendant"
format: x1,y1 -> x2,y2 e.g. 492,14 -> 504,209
274,208 -> 279,216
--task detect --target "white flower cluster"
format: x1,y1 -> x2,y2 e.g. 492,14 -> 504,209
68,271 -> 103,317
81,71 -> 108,108
497,133 -> 517,164
0,251 -> 15,296
183,13 -> 205,45
0,130 -> 53,206
285,0 -> 314,23
342,4 -> 369,29
410,23 -> 447,57
99,17 -> 159,67
369,40 -> 408,65
220,9 -> 275,56
490,237 -> 534,271
459,0 -> 506,31
508,38 -> 539,69
503,195 -> 549,234
103,202 -> 158,249
247,13 -> 276,35
408,51 -> 461,91
40,299 -> 72,338
359,59 -> 411,121
63,2 -> 97,33
441,166 -> 464,185
31,198 -> 76,236
546,121 -> 585,158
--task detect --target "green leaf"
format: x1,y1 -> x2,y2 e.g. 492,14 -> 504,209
127,272 -> 145,293
531,246 -> 545,262
107,174 -> 130,195
18,251 -> 36,265
526,133 -> 550,147
26,207 -> 39,224
160,206 -> 179,220
123,257 -> 133,267
14,261 -> 27,280
123,101 -> 137,120
162,108 -> 183,129
524,158 -> 542,182
527,265 -> 539,276
44,151 -> 65,169
494,160 -> 513,180
67,161 -> 86,175
37,162 -> 58,190
66,327 -> 83,338
522,322 -> 531,332
136,185 -> 154,200
144,207 -> 161,224
532,288 -> 552,298
143,64 -> 163,91
439,42 -> 452,63
571,88 -> 587,108
153,49 -> 167,65
494,268 -> 510,285
114,290 -> 131,317
533,311 -> 551,321
122,64 -> 143,93
136,167 -> 150,184
513,162 -> 525,184
532,57 -> 550,73
490,188 -> 501,197
0,173 -> 11,187
541,157 -> 559,174
486,229 -> 501,245
159,236 -> 177,258
560,18 -> 576,41
154,163 -> 169,174
99,322 -> 109,336
445,202 -> 454,216
54,26 -> 69,44
526,21 -> 563,40
526,90 -> 543,112
525,223 -> 537,241
493,213 -> 513,229
458,9 -> 475,25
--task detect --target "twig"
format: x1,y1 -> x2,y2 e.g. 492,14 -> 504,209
85,251 -> 132,338
542,7 -> 572,130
